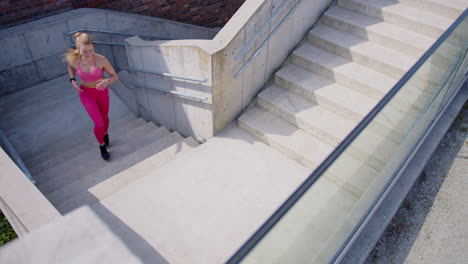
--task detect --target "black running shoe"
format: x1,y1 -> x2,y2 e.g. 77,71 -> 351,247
100,145 -> 110,160
104,134 -> 110,147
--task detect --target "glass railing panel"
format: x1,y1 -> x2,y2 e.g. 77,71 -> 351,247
234,11 -> 467,264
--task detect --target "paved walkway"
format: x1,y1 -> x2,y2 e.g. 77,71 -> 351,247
365,102 -> 468,264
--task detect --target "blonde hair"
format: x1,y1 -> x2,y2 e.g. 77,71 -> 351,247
64,32 -> 94,64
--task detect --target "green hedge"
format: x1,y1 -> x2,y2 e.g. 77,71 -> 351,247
0,210 -> 17,246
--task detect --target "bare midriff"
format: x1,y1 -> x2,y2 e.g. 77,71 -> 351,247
80,80 -> 103,89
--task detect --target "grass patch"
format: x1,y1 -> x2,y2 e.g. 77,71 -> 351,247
0,210 -> 17,246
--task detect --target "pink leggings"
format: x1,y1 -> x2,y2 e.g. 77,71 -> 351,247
79,85 -> 109,144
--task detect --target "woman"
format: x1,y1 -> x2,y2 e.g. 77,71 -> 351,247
64,32 -> 118,160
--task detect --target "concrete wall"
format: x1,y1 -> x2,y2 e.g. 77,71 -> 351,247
124,38 -> 215,142
0,8 -> 218,96
0,148 -> 60,236
125,0 -> 331,141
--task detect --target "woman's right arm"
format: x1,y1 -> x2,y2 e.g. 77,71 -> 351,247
68,64 -> 82,92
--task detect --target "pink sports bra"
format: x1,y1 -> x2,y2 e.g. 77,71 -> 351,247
76,55 -> 104,82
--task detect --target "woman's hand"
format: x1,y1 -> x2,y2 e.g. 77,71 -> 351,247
71,80 -> 83,93
96,79 -> 109,90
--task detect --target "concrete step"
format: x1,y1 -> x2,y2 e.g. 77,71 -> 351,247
91,125 -> 313,263
257,85 -> 357,147
275,64 -> 424,143
89,137 -> 199,201
1,95 -> 77,128
395,0 -> 466,20
239,106 -> 386,191
35,124 -> 169,194
239,106 -> 334,171
0,75 -> 74,115
275,64 -> 376,120
337,0 -> 453,39
293,42 -> 395,101
308,24 -> 439,102
309,24 -> 415,79
27,115 -> 144,175
325,149 -> 379,198
1,84 -> 131,160
292,43 -> 429,115
322,6 -> 432,57
322,6 -> 459,68
49,132 -> 195,214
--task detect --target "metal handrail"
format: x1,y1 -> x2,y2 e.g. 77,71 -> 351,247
66,28 -> 170,40
124,67 -> 207,83
235,0 -> 290,61
126,81 -> 208,102
227,8 -> 468,264
234,0 -> 304,79
0,129 -> 35,184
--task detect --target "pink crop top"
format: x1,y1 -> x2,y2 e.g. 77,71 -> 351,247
76,55 -> 104,82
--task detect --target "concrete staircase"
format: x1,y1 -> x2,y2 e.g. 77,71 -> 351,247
237,0 -> 465,261
0,74 -> 199,215
240,0 -> 463,173
33,115 -> 199,214
1,1 -> 465,263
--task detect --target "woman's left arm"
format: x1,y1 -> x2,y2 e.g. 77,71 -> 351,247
96,57 -> 119,90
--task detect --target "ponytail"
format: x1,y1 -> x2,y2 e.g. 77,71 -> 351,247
63,32 -> 93,64
64,48 -> 80,64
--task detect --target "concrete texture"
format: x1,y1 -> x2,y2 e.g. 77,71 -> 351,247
35,124 -> 168,194
395,0 -> 466,19
26,115 -> 143,173
24,22 -> 69,61
322,6 -> 433,57
257,84 -> 357,146
26,116 -> 146,175
274,63 -> 405,143
0,63 -> 41,95
292,42 -> 428,115
109,71 -> 139,115
125,36 -> 214,142
89,137 -> 199,201
97,125 -> 311,263
50,132 -> 187,214
239,106 -> 334,170
0,35 -> 32,71
309,24 -> 415,79
338,0 -> 453,38
0,206 -> 168,264
292,42 -> 396,101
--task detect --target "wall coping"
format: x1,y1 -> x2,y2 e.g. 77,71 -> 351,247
0,148 -> 60,236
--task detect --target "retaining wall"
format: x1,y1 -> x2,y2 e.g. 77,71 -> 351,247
0,8 -> 218,96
